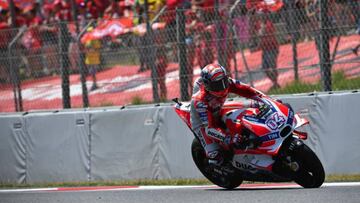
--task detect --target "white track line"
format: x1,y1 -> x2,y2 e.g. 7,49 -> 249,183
1,182 -> 360,193
323,182 -> 360,187
0,188 -> 58,193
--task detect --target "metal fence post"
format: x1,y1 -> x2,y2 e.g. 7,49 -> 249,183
8,0 -> 17,27
319,0 -> 331,91
76,20 -> 94,108
7,48 -> 17,112
224,3 -> 232,74
59,21 -> 72,108
215,0 -> 225,67
226,0 -> 242,80
7,26 -> 26,112
290,1 -> 299,81
176,7 -> 189,101
144,0 -> 160,103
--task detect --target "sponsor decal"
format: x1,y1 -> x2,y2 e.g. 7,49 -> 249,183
244,116 -> 259,122
267,133 -> 279,140
196,102 -> 209,125
144,119 -> 155,125
287,109 -> 294,125
260,132 -> 280,142
244,115 -> 265,124
208,151 -> 219,159
235,161 -> 254,170
224,135 -> 232,145
197,107 -> 207,113
199,112 -> 208,124
265,112 -> 285,130
207,128 -> 225,141
288,110 -> 294,118
196,102 -> 207,109
234,79 -> 241,85
196,133 -> 207,148
199,112 -> 207,117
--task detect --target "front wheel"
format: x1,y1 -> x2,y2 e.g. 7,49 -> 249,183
191,138 -> 243,189
292,143 -> 325,188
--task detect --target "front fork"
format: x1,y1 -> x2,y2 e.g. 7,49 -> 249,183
272,136 -> 304,178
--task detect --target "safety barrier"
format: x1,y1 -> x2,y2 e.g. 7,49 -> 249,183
0,91 -> 360,183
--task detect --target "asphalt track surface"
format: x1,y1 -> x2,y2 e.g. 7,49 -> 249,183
1,182 -> 360,203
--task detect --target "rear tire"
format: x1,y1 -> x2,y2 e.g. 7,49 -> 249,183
293,144 -> 325,188
191,138 -> 243,189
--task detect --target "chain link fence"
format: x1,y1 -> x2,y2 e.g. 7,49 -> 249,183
0,1 -> 359,112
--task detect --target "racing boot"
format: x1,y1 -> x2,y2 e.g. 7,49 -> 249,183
208,150 -> 224,166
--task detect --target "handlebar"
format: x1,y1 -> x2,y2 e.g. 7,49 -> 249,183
256,104 -> 271,119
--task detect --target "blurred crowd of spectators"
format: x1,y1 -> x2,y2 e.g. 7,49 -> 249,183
0,0 -> 358,94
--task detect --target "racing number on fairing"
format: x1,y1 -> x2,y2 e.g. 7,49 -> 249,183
266,112 -> 286,130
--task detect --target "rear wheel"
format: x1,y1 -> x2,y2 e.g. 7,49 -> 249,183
293,144 -> 325,188
191,138 -> 243,189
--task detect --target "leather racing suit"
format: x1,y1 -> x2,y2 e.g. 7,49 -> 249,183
190,77 -> 263,161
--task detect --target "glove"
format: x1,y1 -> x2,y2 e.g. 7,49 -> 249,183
233,134 -> 262,150
275,99 -> 283,103
247,137 -> 262,149
223,134 -> 244,149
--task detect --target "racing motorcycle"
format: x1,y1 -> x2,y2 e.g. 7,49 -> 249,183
173,96 -> 325,189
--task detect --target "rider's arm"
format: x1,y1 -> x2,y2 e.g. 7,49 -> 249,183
228,78 -> 265,100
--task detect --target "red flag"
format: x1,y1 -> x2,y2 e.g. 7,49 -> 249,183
81,18 -> 133,44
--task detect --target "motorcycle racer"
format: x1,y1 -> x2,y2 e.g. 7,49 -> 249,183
190,63 -> 264,165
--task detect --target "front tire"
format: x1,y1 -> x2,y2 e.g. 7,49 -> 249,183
191,138 -> 243,189
293,144 -> 325,188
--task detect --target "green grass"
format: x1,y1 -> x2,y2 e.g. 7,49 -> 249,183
130,95 -> 168,105
268,71 -> 360,95
95,100 -> 114,107
131,95 -> 150,105
1,174 -> 360,189
325,174 -> 360,182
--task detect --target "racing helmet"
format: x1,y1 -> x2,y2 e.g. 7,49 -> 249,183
201,64 -> 230,97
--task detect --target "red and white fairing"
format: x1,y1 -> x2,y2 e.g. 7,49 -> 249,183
220,97 -> 310,172
174,96 -> 310,173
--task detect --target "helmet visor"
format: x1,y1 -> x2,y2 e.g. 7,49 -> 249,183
208,78 -> 229,92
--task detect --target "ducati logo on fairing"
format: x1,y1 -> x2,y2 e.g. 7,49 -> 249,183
235,161 -> 254,170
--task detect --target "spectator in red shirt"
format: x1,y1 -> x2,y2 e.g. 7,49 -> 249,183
92,0 -> 110,18
20,4 -> 42,51
23,5 -> 41,27
86,0 -> 106,19
257,12 -> 280,90
191,0 -> 215,25
53,0 -> 72,21
14,6 -> 27,27
0,8 -> 10,48
104,0 -> 126,19
0,8 -> 11,82
184,8 -> 198,95
154,30 -> 168,100
52,0 -> 73,83
246,0 -> 261,51
246,0 -> 283,52
22,4 -> 44,77
196,26 -> 214,69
